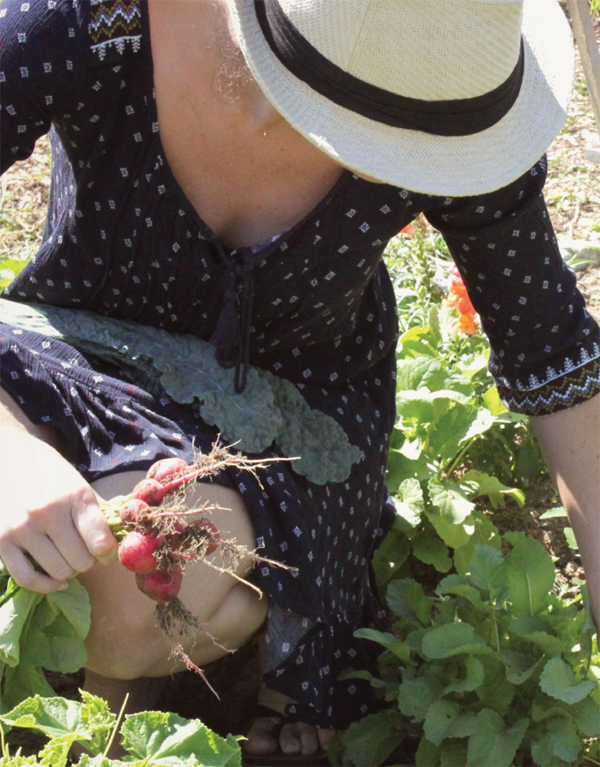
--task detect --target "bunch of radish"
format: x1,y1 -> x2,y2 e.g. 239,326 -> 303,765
115,456 -> 222,606
100,443 -> 290,692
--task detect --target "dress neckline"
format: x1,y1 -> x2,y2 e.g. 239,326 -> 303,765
140,0 -> 353,259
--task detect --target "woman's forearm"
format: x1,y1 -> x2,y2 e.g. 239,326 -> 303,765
530,393 -> 600,629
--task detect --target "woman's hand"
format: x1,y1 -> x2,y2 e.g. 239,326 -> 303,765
0,425 -> 117,593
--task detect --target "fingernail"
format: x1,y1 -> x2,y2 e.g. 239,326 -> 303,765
59,582 -> 69,591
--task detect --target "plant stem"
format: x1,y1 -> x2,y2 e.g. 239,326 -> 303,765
102,691 -> 129,759
443,439 -> 473,478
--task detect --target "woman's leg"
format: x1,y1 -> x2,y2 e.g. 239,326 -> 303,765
1,388 -> 331,757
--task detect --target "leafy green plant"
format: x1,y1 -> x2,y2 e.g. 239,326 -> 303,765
379,307 -> 542,586
340,534 -> 600,767
342,242 -> 600,767
0,565 -> 90,714
0,693 -> 242,766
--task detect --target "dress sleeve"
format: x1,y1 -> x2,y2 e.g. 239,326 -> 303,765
0,0 -> 89,174
421,157 -> 600,416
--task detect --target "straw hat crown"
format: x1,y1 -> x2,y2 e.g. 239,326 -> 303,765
227,0 -> 574,195
279,0 -> 524,101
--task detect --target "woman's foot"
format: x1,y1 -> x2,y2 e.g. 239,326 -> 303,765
243,687 -> 335,760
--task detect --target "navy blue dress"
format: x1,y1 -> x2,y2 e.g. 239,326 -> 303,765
1,0 -> 599,728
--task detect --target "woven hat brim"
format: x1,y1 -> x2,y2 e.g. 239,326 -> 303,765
226,0 -> 573,197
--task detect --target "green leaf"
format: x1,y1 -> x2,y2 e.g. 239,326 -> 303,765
424,699 -> 478,746
503,535 -> 556,616
437,574 -> 484,610
499,650 -> 543,685
397,674 -> 445,722
398,325 -> 439,358
515,439 -> 543,486
440,743 -> 470,767
466,709 -> 529,767
264,371 -> 361,484
425,510 -> 474,550
392,478 -> 424,529
0,585 -> 42,666
428,404 -> 481,464
443,655 -> 485,694
340,710 -> 406,767
38,736 -> 75,767
433,406 -> 497,465
78,692 -> 117,756
412,524 -> 452,573
530,717 -> 583,766
0,695 -> 91,741
45,578 -> 91,639
1,660 -> 55,712
475,658 -> 516,714
507,616 -> 563,658
354,629 -> 411,662
36,612 -> 87,673
564,526 -> 578,551
481,386 -> 507,416
386,578 -> 432,626
569,695 -> 600,737
421,623 -> 488,659
428,480 -> 474,525
453,513 -> 501,577
460,469 -> 525,509
395,357 -> 447,391
121,710 -> 242,765
466,545 -> 506,599
385,448 -> 431,489
539,658 -> 596,704
371,523 -> 411,587
415,738 -> 441,767
539,506 -> 567,520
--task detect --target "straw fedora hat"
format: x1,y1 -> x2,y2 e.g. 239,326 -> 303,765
225,0 -> 574,196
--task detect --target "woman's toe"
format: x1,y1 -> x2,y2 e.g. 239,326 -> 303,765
243,715 -> 281,755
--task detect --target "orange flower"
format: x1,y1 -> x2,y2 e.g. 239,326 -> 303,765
445,267 -> 477,317
455,313 -> 478,335
444,266 -> 479,334
399,222 -> 415,237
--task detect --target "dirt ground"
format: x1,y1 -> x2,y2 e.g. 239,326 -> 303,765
0,5 -> 599,763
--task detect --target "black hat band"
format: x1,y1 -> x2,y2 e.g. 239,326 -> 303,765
254,0 -> 525,137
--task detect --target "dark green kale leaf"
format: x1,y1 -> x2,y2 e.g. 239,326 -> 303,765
262,370 -> 362,485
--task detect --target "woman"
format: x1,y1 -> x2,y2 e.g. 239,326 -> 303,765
0,0 -> 598,763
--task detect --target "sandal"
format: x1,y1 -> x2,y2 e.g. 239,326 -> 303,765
241,704 -> 331,766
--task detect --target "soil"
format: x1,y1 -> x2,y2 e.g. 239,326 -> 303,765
0,6 -> 599,764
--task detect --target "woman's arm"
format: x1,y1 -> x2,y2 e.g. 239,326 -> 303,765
530,393 -> 600,629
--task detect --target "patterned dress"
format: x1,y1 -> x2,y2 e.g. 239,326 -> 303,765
1,0 -> 599,729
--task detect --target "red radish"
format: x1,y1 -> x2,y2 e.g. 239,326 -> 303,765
119,498 -> 151,527
136,565 -> 183,603
146,457 -> 190,483
131,478 -> 168,506
165,518 -> 189,547
197,520 -> 220,555
118,530 -> 165,574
